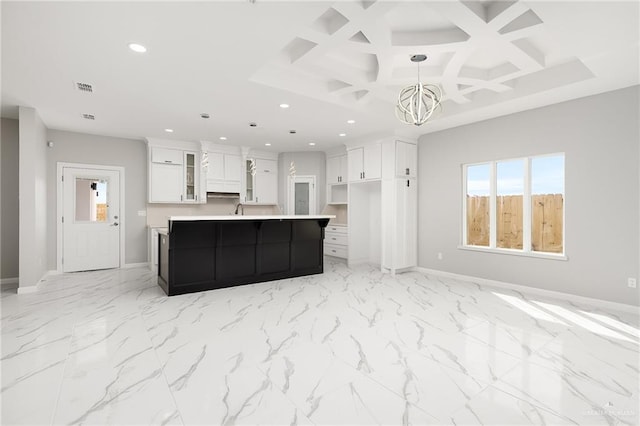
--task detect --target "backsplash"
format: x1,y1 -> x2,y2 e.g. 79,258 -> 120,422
322,204 -> 347,225
146,199 -> 282,227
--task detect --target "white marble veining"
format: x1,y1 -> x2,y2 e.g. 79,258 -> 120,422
1,260 -> 638,425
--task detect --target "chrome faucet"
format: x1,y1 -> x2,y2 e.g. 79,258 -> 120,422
234,203 -> 244,215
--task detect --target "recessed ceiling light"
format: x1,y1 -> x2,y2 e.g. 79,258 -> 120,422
265,143 -> 271,146
165,128 -> 174,133
279,103 -> 290,109
201,113 -> 210,119
309,142 -> 316,146
219,136 -> 227,140
128,43 -> 147,53
347,119 -> 355,124
339,133 -> 346,137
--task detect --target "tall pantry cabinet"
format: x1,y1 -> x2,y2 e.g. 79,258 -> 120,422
381,140 -> 418,273
346,137 -> 418,273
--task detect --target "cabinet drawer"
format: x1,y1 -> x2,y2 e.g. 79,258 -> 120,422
152,147 -> 183,165
324,243 -> 347,259
326,225 -> 347,234
325,232 -> 347,246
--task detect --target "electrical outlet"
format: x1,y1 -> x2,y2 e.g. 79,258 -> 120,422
437,252 -> 443,260
628,278 -> 637,288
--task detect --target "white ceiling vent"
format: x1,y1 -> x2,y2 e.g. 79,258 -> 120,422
81,113 -> 95,120
75,82 -> 94,93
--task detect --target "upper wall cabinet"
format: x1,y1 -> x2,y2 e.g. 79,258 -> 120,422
347,144 -> 381,182
147,140 -> 202,204
327,154 -> 347,184
250,158 -> 277,204
206,152 -> 241,193
395,141 -> 417,178
152,147 -> 183,165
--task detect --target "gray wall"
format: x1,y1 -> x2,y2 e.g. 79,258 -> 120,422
1,118 -> 19,279
46,130 -> 147,267
18,107 -> 48,289
278,152 -> 326,214
418,86 -> 639,306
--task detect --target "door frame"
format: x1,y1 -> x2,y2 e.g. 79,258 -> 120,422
56,162 -> 126,273
287,175 -> 316,215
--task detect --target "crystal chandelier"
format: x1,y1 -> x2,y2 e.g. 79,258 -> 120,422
396,54 -> 442,126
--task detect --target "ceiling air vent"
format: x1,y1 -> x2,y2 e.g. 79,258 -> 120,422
75,82 -> 94,93
81,113 -> 95,120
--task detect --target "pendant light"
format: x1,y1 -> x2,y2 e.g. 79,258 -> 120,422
395,54 -> 442,126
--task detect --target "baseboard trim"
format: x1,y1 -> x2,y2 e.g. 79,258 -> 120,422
123,262 -> 149,269
17,284 -> 39,294
413,267 -> 638,314
0,277 -> 18,289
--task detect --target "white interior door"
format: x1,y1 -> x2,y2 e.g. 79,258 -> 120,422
62,167 -> 121,272
288,176 -> 316,215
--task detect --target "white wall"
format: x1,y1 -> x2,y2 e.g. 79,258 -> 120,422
46,130 -> 148,267
278,152 -> 326,214
1,118 -> 20,280
418,86 -> 639,306
18,107 -> 48,289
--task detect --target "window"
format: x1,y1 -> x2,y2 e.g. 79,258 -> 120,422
463,154 -> 564,256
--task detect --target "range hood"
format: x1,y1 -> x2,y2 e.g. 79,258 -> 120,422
206,192 -> 240,199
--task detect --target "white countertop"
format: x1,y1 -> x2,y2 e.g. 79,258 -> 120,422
169,215 -> 336,221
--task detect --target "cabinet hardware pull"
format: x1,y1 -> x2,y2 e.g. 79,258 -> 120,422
407,180 -> 410,187
406,168 -> 410,175
164,160 -> 172,163
363,172 -> 365,179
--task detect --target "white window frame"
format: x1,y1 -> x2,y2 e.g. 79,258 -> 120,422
460,153 -> 567,261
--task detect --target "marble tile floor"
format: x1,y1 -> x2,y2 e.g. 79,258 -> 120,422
1,259 -> 638,425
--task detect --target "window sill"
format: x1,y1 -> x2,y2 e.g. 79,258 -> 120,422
457,245 -> 568,261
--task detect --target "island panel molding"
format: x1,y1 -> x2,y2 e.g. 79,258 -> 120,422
158,215 -> 334,295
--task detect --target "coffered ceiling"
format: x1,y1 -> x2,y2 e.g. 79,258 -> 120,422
2,1 -> 638,151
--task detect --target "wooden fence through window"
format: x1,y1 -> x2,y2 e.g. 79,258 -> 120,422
466,194 -> 563,253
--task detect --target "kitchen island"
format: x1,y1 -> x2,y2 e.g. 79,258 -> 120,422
157,215 -> 334,296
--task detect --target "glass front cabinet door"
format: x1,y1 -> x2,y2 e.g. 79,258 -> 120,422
245,159 -> 255,202
184,151 -> 197,202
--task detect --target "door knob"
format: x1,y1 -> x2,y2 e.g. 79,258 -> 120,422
112,222 -> 119,226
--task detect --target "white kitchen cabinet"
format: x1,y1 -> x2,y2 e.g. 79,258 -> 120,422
348,144 -> 381,182
324,224 -> 348,259
183,151 -> 198,202
151,147 -> 183,165
150,162 -> 182,202
379,138 -> 418,273
395,141 -> 417,178
245,158 -> 277,204
148,145 -> 201,203
207,152 -> 225,180
254,158 -> 277,203
149,227 -> 168,273
207,152 -> 241,193
224,154 -> 242,181
327,154 -> 347,184
386,178 -> 417,270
